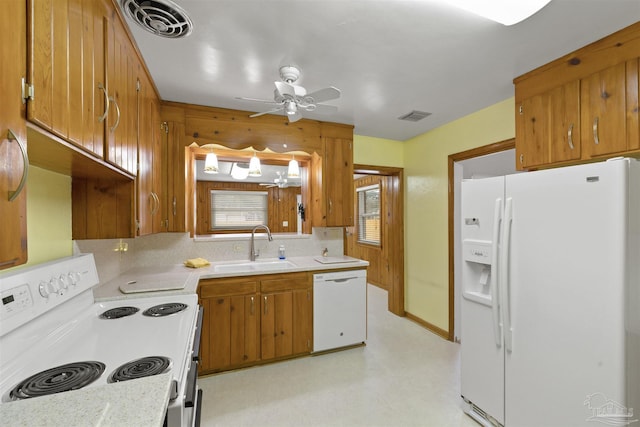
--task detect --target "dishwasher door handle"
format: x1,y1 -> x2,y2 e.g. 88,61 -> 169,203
325,277 -> 359,283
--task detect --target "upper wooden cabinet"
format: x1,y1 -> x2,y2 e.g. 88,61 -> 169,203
28,0 -> 108,157
137,73 -> 164,235
162,121 -> 188,232
514,22 -> 640,170
0,0 -> 28,270
310,132 -> 355,228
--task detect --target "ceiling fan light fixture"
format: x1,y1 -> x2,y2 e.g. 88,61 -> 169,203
444,0 -> 552,25
285,101 -> 297,116
248,153 -> 262,177
230,162 -> 249,180
204,152 -> 219,174
288,158 -> 300,178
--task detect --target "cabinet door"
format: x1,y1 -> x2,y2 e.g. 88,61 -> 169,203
106,15 -> 138,175
261,291 -> 293,360
29,0 -> 105,157
0,0 -> 28,270
516,94 -> 548,170
324,137 -> 354,226
581,62 -> 628,158
137,74 -> 163,235
548,81 -> 581,163
625,58 -> 640,153
198,279 -> 259,373
162,121 -> 187,232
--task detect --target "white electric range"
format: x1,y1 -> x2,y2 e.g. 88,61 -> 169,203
0,254 -> 203,427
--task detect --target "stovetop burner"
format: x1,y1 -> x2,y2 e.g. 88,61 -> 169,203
108,356 -> 172,382
9,361 -> 105,401
142,302 -> 188,317
99,306 -> 140,319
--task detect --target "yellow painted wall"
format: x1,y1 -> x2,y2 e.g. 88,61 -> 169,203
24,166 -> 73,266
403,97 -> 515,331
353,135 -> 404,167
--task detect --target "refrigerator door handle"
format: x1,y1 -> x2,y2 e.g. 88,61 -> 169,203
500,197 -> 514,353
490,198 -> 503,348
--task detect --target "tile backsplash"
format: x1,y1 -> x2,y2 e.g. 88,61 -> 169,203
74,228 -> 345,284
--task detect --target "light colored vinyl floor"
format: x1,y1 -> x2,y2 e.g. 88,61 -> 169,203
199,284 -> 478,427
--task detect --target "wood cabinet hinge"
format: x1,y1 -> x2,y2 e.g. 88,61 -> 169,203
519,105 -> 523,115
136,79 -> 141,92
21,78 -> 34,103
161,121 -> 169,134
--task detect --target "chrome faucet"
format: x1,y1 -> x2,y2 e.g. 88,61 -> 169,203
250,225 -> 273,261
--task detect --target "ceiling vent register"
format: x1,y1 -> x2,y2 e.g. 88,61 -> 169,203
120,0 -> 193,39
398,110 -> 432,122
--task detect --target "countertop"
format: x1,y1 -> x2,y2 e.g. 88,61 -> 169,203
93,255 -> 368,301
0,373 -> 172,427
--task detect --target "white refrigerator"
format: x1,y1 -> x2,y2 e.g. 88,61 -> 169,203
460,158 -> 640,427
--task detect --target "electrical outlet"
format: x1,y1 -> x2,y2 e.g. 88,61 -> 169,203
233,244 -> 243,253
282,220 -> 288,227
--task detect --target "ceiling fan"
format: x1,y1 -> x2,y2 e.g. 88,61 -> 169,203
260,171 -> 299,188
237,65 -> 341,122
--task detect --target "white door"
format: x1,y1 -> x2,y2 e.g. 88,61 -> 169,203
460,176 -> 505,425
504,160 -> 628,426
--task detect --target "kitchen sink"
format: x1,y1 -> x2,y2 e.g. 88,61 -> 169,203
213,260 -> 297,274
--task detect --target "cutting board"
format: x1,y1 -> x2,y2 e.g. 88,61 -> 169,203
119,273 -> 189,294
313,256 -> 358,264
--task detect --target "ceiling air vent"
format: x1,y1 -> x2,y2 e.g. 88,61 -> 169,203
121,0 -> 193,39
398,110 -> 431,122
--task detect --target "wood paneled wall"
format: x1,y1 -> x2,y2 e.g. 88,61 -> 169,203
346,175 -> 387,289
196,181 -> 301,235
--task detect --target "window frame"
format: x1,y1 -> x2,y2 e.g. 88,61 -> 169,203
356,184 -> 381,246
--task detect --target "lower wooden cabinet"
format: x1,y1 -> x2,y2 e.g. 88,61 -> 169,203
198,272 -> 312,374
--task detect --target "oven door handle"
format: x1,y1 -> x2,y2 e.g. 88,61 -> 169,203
185,360 -> 198,408
192,306 -> 204,362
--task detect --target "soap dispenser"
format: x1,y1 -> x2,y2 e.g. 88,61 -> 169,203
278,245 -> 286,260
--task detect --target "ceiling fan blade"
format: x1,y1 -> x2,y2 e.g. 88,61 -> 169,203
304,86 -> 341,103
249,106 -> 284,118
236,96 -> 280,105
275,81 -> 296,98
311,103 -> 339,115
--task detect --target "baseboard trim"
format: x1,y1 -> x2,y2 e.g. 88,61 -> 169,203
404,311 -> 451,341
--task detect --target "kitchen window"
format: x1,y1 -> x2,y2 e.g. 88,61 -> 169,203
210,190 -> 268,229
357,184 -> 380,245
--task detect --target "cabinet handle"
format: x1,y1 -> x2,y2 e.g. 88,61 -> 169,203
6,129 -> 29,202
250,296 -> 255,315
150,192 -> 160,215
592,117 -> 599,145
109,96 -> 121,133
567,123 -> 574,150
97,83 -> 109,123
329,199 -> 333,213
263,296 -> 268,315
173,196 -> 177,216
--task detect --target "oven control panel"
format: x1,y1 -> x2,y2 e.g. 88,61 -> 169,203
0,254 -> 99,337
1,284 -> 33,318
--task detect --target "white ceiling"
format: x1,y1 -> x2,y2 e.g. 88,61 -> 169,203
122,0 -> 640,141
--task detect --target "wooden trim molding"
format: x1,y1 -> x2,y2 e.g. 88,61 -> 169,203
404,312 -> 450,341
447,138 -> 515,341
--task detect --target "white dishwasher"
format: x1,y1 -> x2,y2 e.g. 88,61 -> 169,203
313,269 -> 367,352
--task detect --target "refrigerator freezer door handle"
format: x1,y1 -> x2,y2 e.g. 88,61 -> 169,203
490,198 -> 503,347
500,197 -> 514,353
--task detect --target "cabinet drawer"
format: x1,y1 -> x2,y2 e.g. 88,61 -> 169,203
199,278 -> 258,298
260,272 -> 311,293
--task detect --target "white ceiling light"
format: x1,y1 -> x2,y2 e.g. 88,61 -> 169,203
204,152 -> 219,174
288,156 -> 300,178
444,0 -> 553,25
248,153 -> 262,177
230,162 -> 249,180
